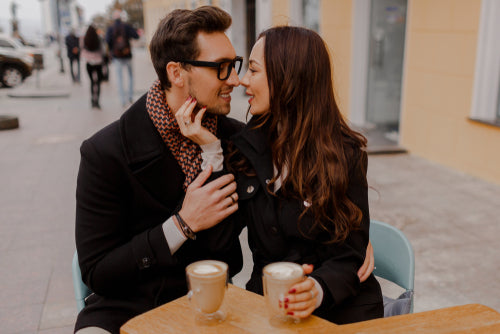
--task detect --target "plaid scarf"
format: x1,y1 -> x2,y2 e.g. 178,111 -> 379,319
146,80 -> 217,191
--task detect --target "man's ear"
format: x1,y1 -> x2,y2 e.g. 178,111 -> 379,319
166,62 -> 184,87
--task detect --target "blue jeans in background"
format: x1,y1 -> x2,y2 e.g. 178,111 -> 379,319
113,58 -> 134,106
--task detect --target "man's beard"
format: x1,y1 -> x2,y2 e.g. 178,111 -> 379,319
187,86 -> 230,116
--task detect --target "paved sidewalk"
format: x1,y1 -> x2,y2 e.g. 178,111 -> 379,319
0,46 -> 499,333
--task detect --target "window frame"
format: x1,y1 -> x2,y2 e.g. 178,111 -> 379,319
470,0 -> 500,125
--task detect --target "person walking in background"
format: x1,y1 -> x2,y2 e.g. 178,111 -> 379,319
106,9 -> 139,107
81,25 -> 105,109
65,28 -> 81,83
97,27 -> 110,82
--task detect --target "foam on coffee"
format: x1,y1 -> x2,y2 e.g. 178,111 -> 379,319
265,262 -> 303,279
192,263 -> 222,275
187,261 -> 225,278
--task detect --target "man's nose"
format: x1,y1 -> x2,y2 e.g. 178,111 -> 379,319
226,67 -> 240,87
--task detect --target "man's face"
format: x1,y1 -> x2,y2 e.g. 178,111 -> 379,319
184,32 -> 240,116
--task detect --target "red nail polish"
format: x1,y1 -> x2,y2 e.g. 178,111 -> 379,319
287,312 -> 294,316
284,298 -> 289,303
289,289 -> 296,294
284,304 -> 288,309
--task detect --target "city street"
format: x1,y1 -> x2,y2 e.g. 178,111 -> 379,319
1,45 -> 499,333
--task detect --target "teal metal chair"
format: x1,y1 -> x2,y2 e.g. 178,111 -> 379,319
72,251 -> 92,312
370,219 -> 415,316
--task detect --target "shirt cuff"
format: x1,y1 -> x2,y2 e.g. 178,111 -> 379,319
162,216 -> 187,254
310,277 -> 324,309
200,140 -> 223,172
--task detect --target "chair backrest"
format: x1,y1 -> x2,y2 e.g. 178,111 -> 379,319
72,251 -> 92,312
370,220 -> 415,312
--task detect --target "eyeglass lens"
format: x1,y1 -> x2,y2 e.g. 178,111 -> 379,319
218,58 -> 243,80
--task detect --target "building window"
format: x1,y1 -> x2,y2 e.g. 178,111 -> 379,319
303,0 -> 320,32
290,0 -> 320,32
471,0 -> 500,126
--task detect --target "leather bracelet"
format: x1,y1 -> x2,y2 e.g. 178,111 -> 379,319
175,213 -> 196,240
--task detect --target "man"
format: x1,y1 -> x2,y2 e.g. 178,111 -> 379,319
106,9 -> 139,107
65,28 -> 80,83
75,6 -> 244,333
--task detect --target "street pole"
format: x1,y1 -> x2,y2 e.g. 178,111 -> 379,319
56,0 -> 65,73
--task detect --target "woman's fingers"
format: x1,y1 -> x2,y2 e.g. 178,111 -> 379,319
302,264 -> 314,275
175,97 -> 197,126
284,283 -> 317,318
283,277 -> 317,317
194,106 -> 207,125
286,304 -> 316,319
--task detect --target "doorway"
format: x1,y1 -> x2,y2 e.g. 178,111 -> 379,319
350,0 -> 408,152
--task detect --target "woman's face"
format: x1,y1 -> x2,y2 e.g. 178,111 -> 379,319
240,38 -> 270,115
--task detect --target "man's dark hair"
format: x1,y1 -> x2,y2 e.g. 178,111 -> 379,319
149,6 -> 232,90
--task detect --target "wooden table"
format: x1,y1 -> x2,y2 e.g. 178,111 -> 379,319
120,284 -> 338,333
337,303 -> 500,333
121,284 -> 500,334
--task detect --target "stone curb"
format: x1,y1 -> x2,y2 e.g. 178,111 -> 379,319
7,90 -> 71,99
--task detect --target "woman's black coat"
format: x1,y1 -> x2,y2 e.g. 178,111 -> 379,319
74,94 -> 244,333
231,118 -> 383,324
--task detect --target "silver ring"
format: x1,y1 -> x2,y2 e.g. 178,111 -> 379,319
184,121 -> 191,125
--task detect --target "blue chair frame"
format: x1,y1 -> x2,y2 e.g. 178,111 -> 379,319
72,251 -> 92,312
370,219 -> 415,314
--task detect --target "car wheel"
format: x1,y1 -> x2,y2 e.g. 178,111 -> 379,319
1,66 -> 24,88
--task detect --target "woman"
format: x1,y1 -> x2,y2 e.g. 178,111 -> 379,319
176,26 -> 382,324
81,25 -> 105,109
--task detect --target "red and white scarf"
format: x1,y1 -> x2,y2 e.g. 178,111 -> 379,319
146,80 -> 217,190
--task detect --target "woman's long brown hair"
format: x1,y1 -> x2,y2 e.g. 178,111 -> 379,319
233,26 -> 367,243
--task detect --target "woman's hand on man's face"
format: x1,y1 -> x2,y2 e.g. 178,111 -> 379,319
175,96 -> 218,146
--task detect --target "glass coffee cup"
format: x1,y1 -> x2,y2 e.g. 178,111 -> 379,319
262,262 -> 304,325
186,260 -> 228,324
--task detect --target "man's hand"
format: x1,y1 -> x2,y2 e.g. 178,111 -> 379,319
358,241 -> 375,282
178,165 -> 238,233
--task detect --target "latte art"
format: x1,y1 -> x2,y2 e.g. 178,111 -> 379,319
191,263 -> 223,276
265,263 -> 303,279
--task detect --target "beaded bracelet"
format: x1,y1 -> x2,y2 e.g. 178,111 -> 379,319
175,213 -> 196,240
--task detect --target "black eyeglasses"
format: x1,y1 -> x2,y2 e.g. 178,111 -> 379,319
179,56 -> 243,81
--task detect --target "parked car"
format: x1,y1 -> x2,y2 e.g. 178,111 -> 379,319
0,51 -> 33,87
0,33 -> 42,87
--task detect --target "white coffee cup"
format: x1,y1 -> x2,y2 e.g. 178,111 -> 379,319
186,260 -> 228,323
262,262 -> 304,324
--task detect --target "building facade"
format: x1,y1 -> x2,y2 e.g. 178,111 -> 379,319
143,0 -> 500,186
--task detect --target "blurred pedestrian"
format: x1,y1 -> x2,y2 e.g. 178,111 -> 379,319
65,28 -> 81,83
96,27 -> 110,82
81,25 -> 105,109
106,9 -> 139,107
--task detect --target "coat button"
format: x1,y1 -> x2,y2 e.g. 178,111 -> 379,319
270,226 -> 278,235
142,257 -> 151,268
265,179 -> 270,184
247,185 -> 255,193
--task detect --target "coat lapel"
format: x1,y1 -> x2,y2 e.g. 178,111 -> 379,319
119,94 -> 184,207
